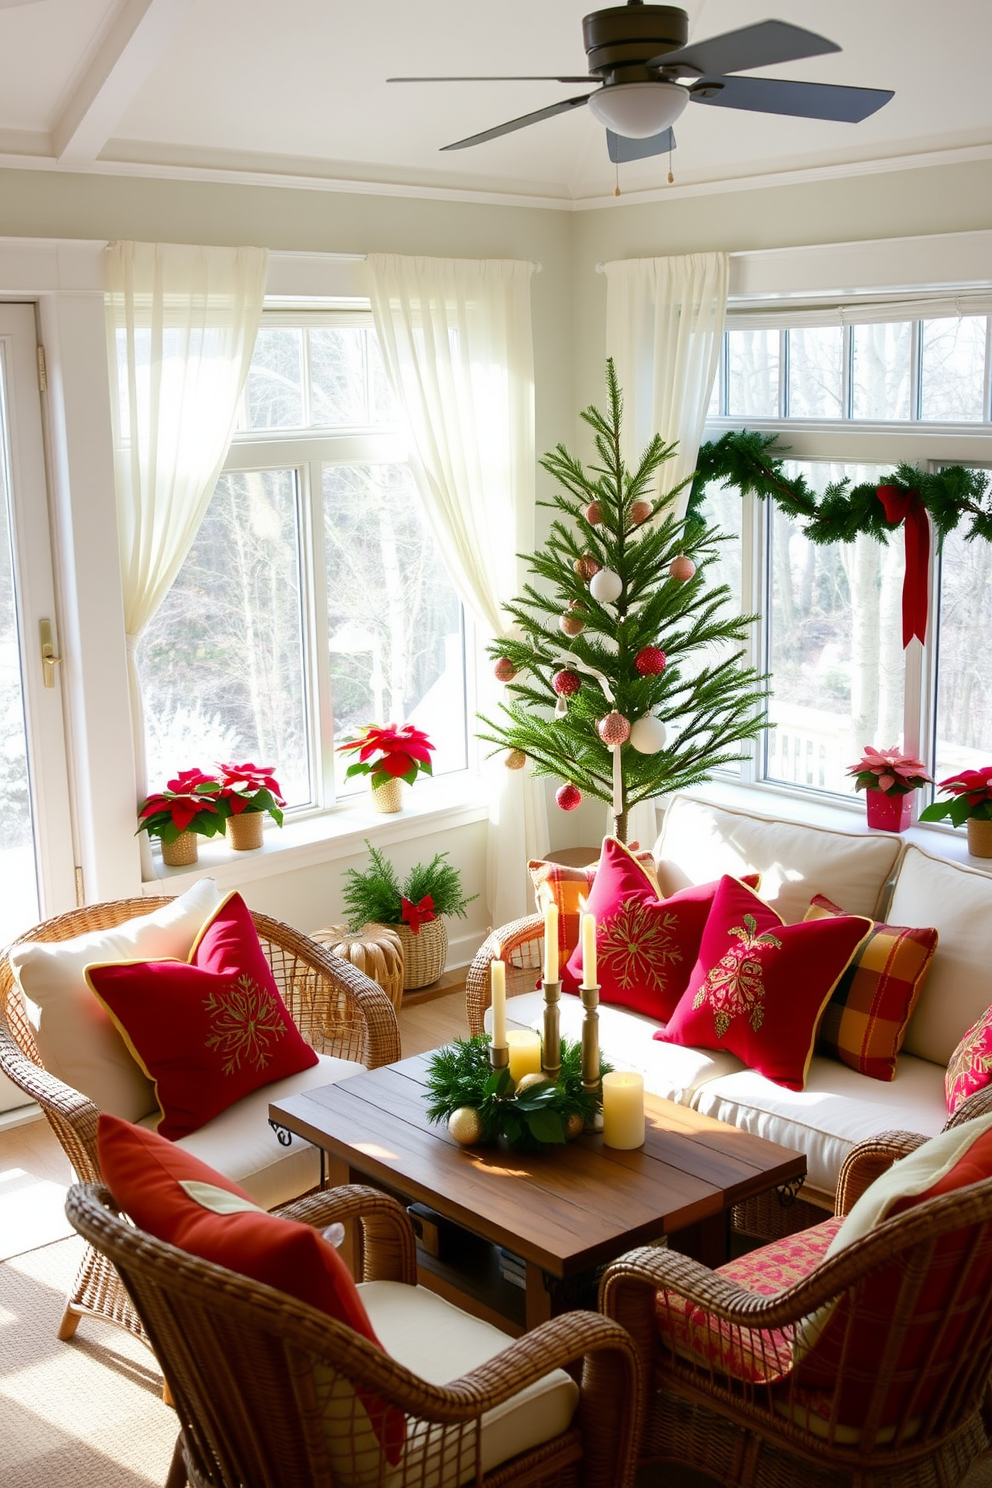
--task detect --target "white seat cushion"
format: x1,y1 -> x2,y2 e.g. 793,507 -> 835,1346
653,795 -> 902,924
359,1281 -> 579,1486
141,1053 -> 364,1211
490,990 -> 744,1105
692,1052 -> 948,1200
889,844 -> 992,1065
11,878 -> 221,1121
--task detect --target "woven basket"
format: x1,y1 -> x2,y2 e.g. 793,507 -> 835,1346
396,918 -> 447,990
161,832 -> 198,867
312,922 -> 405,1013
227,812 -> 264,850
371,777 -> 403,814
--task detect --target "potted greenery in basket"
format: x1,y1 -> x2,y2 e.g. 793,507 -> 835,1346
342,840 -> 477,990
919,767 -> 992,858
137,768 -> 226,867
217,761 -> 285,851
846,745 -> 931,832
336,723 -> 435,814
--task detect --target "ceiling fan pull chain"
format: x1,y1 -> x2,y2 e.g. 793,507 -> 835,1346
668,143 -> 674,186
615,157 -> 621,197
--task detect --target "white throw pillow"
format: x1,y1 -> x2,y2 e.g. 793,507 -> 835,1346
11,878 -> 221,1121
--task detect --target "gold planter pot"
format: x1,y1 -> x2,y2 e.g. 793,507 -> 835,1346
227,812 -> 264,850
160,831 -> 198,867
371,776 -> 403,814
967,818 -> 992,859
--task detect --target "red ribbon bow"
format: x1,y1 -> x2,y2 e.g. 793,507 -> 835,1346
401,894 -> 435,936
876,485 -> 930,648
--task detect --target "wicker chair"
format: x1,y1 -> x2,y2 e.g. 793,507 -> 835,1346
0,896 -> 401,1345
599,1130 -> 992,1488
66,1180 -> 642,1488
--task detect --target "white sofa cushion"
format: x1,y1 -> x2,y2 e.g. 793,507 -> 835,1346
691,1052 -> 948,1201
653,795 -> 902,924
889,844 -> 992,1065
360,1280 -> 579,1486
11,878 -> 221,1121
141,1052 -> 365,1211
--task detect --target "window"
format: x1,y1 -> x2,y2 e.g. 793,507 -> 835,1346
137,312 -> 470,812
704,299 -> 992,804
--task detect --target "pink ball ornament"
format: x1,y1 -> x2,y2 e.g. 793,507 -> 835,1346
553,669 -> 581,697
493,656 -> 517,682
556,782 -> 582,812
585,501 -> 603,525
574,554 -> 601,581
597,711 -> 631,746
560,613 -> 585,636
668,554 -> 697,581
629,499 -> 653,527
635,646 -> 667,676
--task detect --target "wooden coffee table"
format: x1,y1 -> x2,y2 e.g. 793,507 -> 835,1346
270,1052 -> 805,1335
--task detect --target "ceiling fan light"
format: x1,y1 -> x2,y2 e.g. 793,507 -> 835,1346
587,80 -> 689,139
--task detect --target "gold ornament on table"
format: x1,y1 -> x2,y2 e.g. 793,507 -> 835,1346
447,1107 -> 484,1146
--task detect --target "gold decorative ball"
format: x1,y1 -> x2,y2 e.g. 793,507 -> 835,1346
565,1112 -> 586,1141
505,749 -> 527,770
448,1107 -> 484,1146
514,1072 -> 551,1094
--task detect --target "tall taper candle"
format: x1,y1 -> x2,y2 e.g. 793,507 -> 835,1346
491,959 -> 507,1050
544,902 -> 559,984
581,911 -> 597,988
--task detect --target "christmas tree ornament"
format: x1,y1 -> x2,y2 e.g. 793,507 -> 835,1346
629,499 -> 653,526
630,714 -> 668,754
565,1111 -> 586,1140
574,554 -> 601,580
568,598 -> 585,611
505,749 -> 527,770
447,1107 -> 483,1146
589,567 -> 623,605
514,1072 -> 551,1094
560,613 -> 585,636
556,783 -> 582,811
597,711 -> 631,746
493,656 -> 517,682
635,646 -> 667,675
553,669 -> 581,697
669,554 -> 697,581
585,501 -> 603,525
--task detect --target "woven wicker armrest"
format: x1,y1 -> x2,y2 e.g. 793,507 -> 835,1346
0,1021 -> 101,1181
945,1084 -> 992,1127
835,1129 -> 930,1214
465,914 -> 544,1035
275,1183 -> 417,1284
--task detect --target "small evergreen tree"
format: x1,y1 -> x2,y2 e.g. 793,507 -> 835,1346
478,361 -> 769,842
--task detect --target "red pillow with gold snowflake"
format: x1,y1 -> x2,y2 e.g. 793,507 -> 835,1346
657,876 -> 871,1090
946,1005 -> 992,1115
562,838 -> 759,1019
85,892 -> 318,1138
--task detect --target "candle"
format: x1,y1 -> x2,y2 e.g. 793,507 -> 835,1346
601,1072 -> 645,1150
581,910 -> 597,988
490,959 -> 507,1050
544,902 -> 559,984
507,1029 -> 543,1083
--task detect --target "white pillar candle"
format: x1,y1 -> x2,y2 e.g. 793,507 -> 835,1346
601,1072 -> 645,1150
507,1029 -> 543,1083
491,959 -> 507,1050
544,902 -> 559,983
581,910 -> 597,988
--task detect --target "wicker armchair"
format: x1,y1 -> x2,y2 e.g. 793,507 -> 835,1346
66,1180 -> 641,1488
0,896 -> 401,1345
600,1130 -> 992,1488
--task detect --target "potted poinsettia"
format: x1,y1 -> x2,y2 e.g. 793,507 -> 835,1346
336,723 -> 435,814
846,745 -> 931,833
919,767 -> 992,858
217,762 -> 286,851
137,768 -> 226,867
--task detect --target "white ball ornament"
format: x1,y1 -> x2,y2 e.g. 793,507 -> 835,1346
630,714 -> 668,754
589,567 -> 623,605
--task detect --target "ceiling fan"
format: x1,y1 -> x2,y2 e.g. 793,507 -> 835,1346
388,2 -> 893,164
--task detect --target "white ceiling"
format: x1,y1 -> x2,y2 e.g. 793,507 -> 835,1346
1,0 -> 990,207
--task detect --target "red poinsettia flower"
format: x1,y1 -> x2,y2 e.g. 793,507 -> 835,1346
216,761 -> 286,826
846,744 -> 931,796
337,723 -> 436,788
137,787 -> 222,838
936,767 -> 992,806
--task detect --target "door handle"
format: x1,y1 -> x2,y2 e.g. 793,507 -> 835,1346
40,618 -> 61,688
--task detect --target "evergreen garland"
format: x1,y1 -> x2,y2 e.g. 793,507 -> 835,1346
424,1035 -> 612,1151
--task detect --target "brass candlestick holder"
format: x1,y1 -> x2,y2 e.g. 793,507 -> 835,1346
490,1042 -> 509,1072
541,978 -> 561,1081
580,981 -> 604,1129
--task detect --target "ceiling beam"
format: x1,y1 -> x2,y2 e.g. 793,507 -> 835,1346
52,0 -> 198,165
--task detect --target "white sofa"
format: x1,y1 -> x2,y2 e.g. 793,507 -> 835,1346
468,793 -> 992,1224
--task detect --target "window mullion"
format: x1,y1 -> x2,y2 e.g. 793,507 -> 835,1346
305,458 -> 336,808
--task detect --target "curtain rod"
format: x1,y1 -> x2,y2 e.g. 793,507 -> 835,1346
272,250 -> 541,273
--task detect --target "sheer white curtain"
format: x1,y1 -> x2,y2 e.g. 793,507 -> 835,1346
105,240 -> 268,862
604,252 -> 729,851
367,254 -> 548,926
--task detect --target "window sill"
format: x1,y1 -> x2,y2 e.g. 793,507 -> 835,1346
140,773 -> 490,895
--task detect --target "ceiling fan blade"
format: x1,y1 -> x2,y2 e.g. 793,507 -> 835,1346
441,94 -> 592,151
689,74 -> 893,123
648,20 -> 840,77
606,128 -> 675,164
388,76 -> 596,84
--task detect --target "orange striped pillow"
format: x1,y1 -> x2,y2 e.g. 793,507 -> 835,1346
529,844 -> 660,969
804,894 -> 938,1082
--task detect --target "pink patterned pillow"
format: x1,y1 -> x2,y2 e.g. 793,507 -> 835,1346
946,1005 -> 992,1115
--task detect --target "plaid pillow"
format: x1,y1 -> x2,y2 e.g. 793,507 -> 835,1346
528,842 -> 660,970
804,894 -> 938,1082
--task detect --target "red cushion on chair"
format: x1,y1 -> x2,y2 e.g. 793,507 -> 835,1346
97,1114 -> 405,1464
657,877 -> 871,1090
86,892 -> 318,1139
